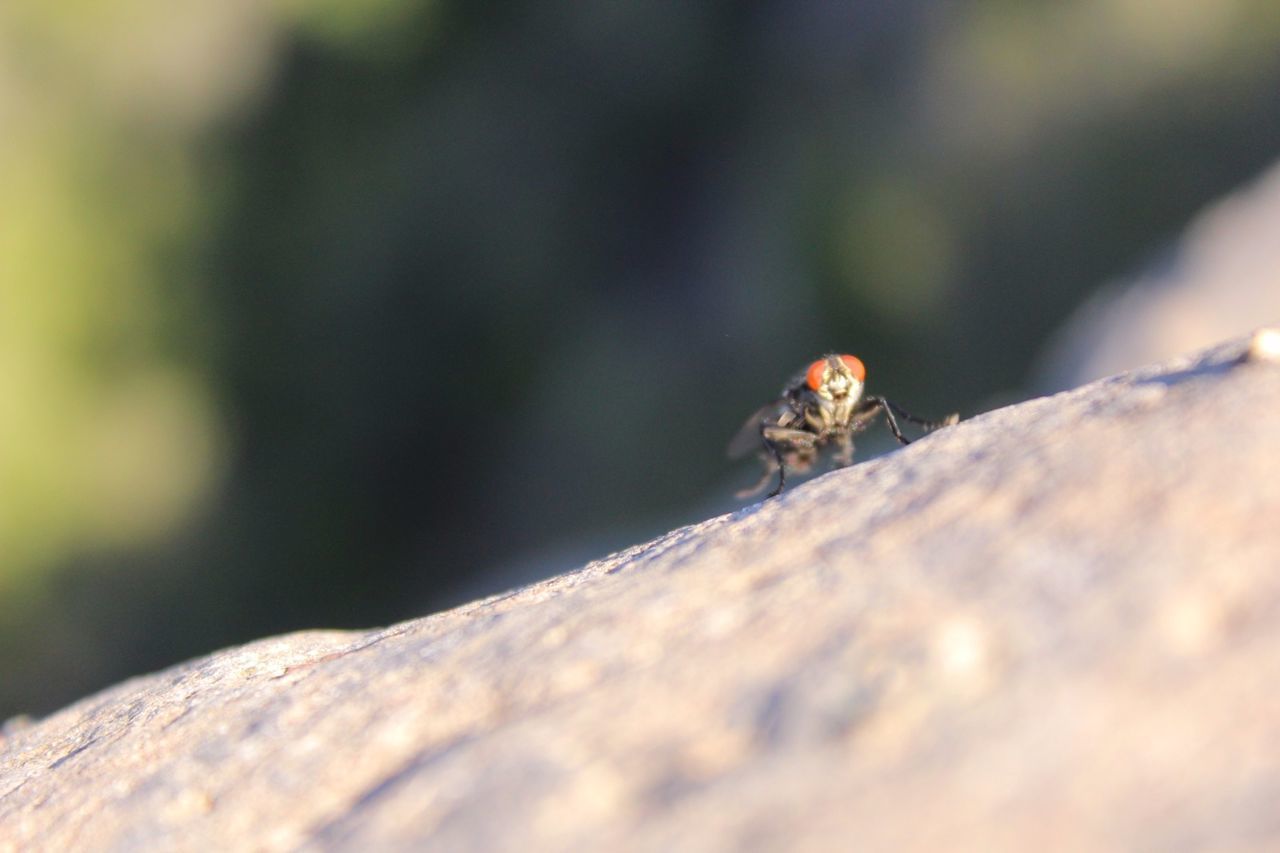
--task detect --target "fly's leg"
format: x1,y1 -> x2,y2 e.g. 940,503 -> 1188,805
761,426 -> 816,498
871,396 -> 958,431
897,406 -> 958,431
855,397 -> 910,445
767,443 -> 787,498
858,396 -> 959,446
735,457 -> 778,499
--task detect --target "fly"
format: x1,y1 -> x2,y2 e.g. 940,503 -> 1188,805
729,353 -> 958,499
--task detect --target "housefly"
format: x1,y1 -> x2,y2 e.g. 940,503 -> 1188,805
729,353 -> 958,499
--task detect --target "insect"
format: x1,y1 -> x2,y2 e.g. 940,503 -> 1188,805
729,353 -> 958,499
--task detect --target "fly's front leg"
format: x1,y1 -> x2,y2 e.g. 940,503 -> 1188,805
761,426 -> 816,498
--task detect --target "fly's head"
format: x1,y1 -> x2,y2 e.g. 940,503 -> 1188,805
805,354 -> 866,404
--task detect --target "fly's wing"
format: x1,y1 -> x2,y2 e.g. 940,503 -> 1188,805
727,399 -> 789,459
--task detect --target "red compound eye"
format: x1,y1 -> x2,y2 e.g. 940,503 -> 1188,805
840,354 -> 866,382
805,359 -> 828,391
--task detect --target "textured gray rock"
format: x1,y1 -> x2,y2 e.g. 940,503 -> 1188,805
3,331 -> 1280,852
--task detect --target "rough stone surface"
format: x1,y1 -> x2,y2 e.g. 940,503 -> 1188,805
3,333 -> 1280,852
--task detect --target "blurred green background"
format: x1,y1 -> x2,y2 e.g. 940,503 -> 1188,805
4,0 -> 1280,718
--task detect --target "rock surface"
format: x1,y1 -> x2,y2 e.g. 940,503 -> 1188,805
3,332 -> 1280,852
